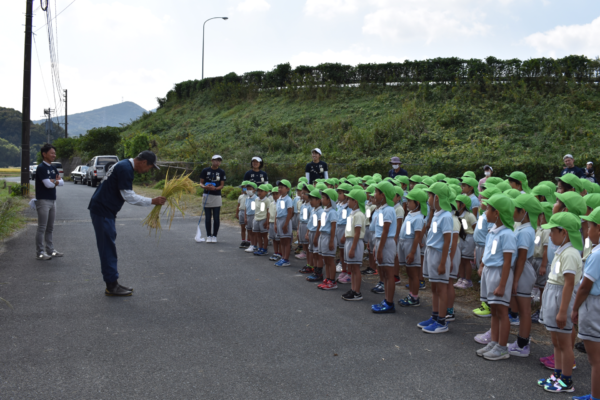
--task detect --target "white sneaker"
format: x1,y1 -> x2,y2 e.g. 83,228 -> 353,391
37,252 -> 52,260
245,245 -> 255,253
336,263 -> 342,272
212,236 -> 218,243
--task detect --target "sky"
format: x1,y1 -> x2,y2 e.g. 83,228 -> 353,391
1,0 -> 600,117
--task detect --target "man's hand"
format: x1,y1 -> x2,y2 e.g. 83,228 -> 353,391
152,197 -> 167,205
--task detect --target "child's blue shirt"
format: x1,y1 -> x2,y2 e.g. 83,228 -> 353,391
374,205 -> 396,238
426,210 -> 453,251
400,211 -> 424,240
276,195 -> 293,218
482,225 -> 517,268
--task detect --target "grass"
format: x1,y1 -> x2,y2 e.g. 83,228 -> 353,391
0,180 -> 28,241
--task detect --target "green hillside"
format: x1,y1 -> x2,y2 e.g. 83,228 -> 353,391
117,57 -> 600,184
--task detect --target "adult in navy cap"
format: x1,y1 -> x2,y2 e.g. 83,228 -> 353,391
88,151 -> 166,296
388,156 -> 408,178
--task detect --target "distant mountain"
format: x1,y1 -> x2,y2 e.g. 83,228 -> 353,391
33,101 -> 147,137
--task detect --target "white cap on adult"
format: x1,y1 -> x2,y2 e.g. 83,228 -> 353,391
212,155 -> 222,160
311,148 -> 322,155
563,154 -> 574,160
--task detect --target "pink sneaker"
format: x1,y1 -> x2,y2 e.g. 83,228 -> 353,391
453,278 -> 464,288
541,354 -> 576,370
540,354 -> 553,365
295,251 -> 307,260
474,329 -> 492,344
337,273 -> 351,284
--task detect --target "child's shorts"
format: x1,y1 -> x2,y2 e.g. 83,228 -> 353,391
239,210 -> 245,225
475,244 -> 485,268
335,225 -> 345,249
578,294 -> 600,342
480,266 -> 514,307
268,222 -> 279,241
514,258 -> 536,298
539,282 -> 577,333
450,245 -> 461,280
344,238 -> 364,265
459,234 -> 475,260
397,238 -> 421,267
298,222 -> 309,245
308,231 -> 317,253
420,231 -> 427,255
276,217 -> 293,239
252,218 -> 268,233
292,213 -> 299,231
245,214 -> 255,231
423,247 -> 451,284
374,237 -> 397,268
319,233 -> 337,257
531,257 -> 548,288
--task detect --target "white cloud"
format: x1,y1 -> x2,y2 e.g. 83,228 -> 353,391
524,16 -> 600,57
237,0 -> 271,13
290,48 -> 403,67
304,0 -> 359,19
362,0 -> 490,44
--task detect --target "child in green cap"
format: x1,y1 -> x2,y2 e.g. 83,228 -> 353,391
507,171 -> 531,194
292,183 -> 304,255
244,182 -> 259,254
530,202 -> 552,324
417,182 -> 454,334
336,183 -> 353,284
268,187 -> 281,261
557,173 -> 583,194
454,194 -> 477,290
392,186 -> 406,285
362,186 -> 378,276
538,212 -> 583,393
251,185 -> 272,256
274,180 -> 294,267
296,185 -> 312,264
341,189 -> 367,301
317,189 -> 339,290
461,177 -> 480,218
476,194 -> 517,361
572,207 -> 600,400
305,190 -> 324,282
236,181 -> 249,248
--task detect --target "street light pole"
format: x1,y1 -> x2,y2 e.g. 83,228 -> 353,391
202,17 -> 228,80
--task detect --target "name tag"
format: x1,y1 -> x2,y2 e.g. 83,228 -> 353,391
261,177 -> 264,182
462,219 -> 468,230
342,209 -> 347,219
585,238 -> 590,248
477,216 -> 484,229
320,167 -> 324,173
406,221 -> 412,235
321,213 -> 326,225
303,209 -> 308,219
312,214 -> 317,225
251,202 -> 256,211
346,217 -> 352,232
366,209 -> 371,219
378,213 -> 384,227
432,221 -> 438,233
535,236 -> 541,245
491,239 -> 498,255
260,203 -> 265,212
280,202 -> 285,210
555,260 -> 561,275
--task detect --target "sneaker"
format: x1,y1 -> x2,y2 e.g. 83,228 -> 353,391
294,246 -> 302,254
371,300 -> 395,313
454,278 -> 465,288
49,250 -> 63,257
462,280 -> 473,288
336,263 -> 342,272
306,272 -> 323,282
474,329 -> 492,345
371,282 -> 385,294
398,295 -> 420,307
419,280 -> 426,290
260,248 -> 268,256
571,395 -> 591,400
394,275 -> 401,285
509,315 -> 520,326
423,321 -> 449,334
476,342 -> 497,357
269,254 -> 279,261
280,259 -> 291,267
531,309 -> 540,324
508,341 -> 530,357
337,273 -> 351,284
295,251 -> 307,260
239,241 -> 248,248
542,354 -> 576,370
361,267 -> 376,275
544,379 -> 574,393
341,290 -> 363,301
322,280 -> 338,290
299,266 -> 314,274
537,374 -> 558,387
540,354 -> 553,365
417,317 -> 436,329
337,272 -> 347,280
36,252 -> 52,260
273,254 -> 282,261
483,344 -> 510,360
253,249 -> 263,256
473,302 -> 492,318
575,342 -> 587,353
245,245 -> 255,253
317,279 -> 331,289
445,312 -> 456,322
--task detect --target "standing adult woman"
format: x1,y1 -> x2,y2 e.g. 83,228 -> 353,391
199,155 -> 226,243
244,156 -> 268,185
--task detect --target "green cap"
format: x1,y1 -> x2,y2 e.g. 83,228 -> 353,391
557,173 -> 583,193
503,189 -> 521,199
346,189 -> 366,214
366,179 -> 376,186
422,177 -> 435,187
421,175 -> 430,180
258,184 -> 270,192
592,183 -> 600,194
372,173 -> 382,180
531,184 -> 557,205
541,212 -> 583,251
580,178 -> 594,194
240,180 -> 250,186
366,184 -> 377,194
266,183 -> 273,191
433,173 -> 447,182
424,182 -> 452,212
413,183 -> 429,191
447,187 -> 458,210
373,176 -> 382,183
352,185 -> 363,191
513,193 -> 543,230
376,181 -> 396,207
384,177 -> 394,183
393,186 -> 404,198
540,202 -> 553,224
314,179 -> 325,183
582,207 -> 600,225
298,177 -> 308,184
444,178 -> 461,186
296,182 -> 305,191
395,175 -> 410,186
277,179 -> 291,189
406,188 -> 428,216
584,193 -> 600,210
271,187 -> 279,194
409,175 -> 422,184
326,178 -> 336,186
337,183 -> 353,192
506,171 -> 531,193
456,194 -> 472,211
485,177 -> 504,185
321,188 -> 338,203
494,181 -> 512,192
449,184 -> 462,198
462,171 -> 476,179
556,191 -> 587,217
539,180 -> 557,193
315,182 -> 327,191
483,194 -> 515,231
461,177 -> 480,197
308,189 -> 322,199
481,186 -> 502,199
304,184 -> 314,192
347,174 -> 356,180
246,182 -> 258,189
362,175 -> 372,181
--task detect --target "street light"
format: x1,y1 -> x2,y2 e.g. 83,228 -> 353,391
202,17 -> 228,80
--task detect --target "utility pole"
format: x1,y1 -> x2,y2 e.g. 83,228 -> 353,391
20,0 -> 34,195
64,89 -> 68,138
44,108 -> 54,143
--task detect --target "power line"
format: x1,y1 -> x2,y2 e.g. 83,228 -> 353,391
34,0 -> 76,33
33,34 -> 52,107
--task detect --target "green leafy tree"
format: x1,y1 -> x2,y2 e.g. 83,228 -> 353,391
52,137 -> 80,160
0,137 -> 20,167
78,126 -> 124,158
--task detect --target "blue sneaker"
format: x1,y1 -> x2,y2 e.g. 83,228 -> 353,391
253,249 -> 263,256
260,248 -> 268,256
419,280 -> 426,290
371,282 -> 384,294
398,295 -> 420,307
371,300 -> 395,314
422,321 -> 449,334
280,259 -> 291,267
417,317 -> 436,329
571,395 -> 591,400
509,315 -> 520,326
274,259 -> 285,267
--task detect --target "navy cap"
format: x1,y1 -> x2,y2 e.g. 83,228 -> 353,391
137,151 -> 160,170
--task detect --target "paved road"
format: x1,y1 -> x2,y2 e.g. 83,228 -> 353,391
0,182 -> 592,399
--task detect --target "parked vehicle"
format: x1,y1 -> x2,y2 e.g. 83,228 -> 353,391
71,165 -> 88,185
29,163 -> 38,180
51,162 -> 64,179
85,156 -> 119,187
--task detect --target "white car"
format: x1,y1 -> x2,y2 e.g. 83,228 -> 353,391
29,163 -> 38,180
71,165 -> 88,185
51,162 -> 64,179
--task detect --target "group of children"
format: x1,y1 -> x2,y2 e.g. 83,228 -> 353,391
234,170 -> 600,399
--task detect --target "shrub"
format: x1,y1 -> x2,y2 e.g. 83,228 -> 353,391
195,187 -> 204,196
227,187 -> 242,200
153,179 -> 166,190
221,186 -> 234,197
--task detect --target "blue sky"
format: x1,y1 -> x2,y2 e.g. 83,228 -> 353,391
2,0 -> 599,116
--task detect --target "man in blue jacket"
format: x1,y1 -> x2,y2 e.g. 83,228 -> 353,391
88,151 -> 166,296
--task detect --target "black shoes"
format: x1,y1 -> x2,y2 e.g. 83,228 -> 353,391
105,281 -> 133,296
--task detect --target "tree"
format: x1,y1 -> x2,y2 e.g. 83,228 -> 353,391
78,126 -> 124,158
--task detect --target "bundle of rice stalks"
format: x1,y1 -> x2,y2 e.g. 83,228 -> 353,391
142,170 -> 197,236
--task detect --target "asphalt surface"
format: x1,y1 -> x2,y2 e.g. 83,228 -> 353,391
0,182 -> 592,399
